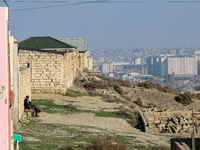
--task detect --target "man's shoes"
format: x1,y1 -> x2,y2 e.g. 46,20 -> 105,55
35,115 -> 40,117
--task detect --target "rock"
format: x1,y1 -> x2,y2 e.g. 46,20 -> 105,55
92,76 -> 100,82
79,72 -> 91,82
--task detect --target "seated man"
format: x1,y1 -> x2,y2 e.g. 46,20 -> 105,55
24,95 -> 41,117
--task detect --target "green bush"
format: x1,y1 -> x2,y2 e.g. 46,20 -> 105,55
64,90 -> 83,97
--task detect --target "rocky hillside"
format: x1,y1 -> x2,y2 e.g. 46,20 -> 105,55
69,72 -> 200,112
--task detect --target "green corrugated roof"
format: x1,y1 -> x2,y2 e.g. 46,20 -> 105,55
18,36 -> 76,49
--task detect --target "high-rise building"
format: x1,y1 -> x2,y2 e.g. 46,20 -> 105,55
147,57 -> 153,75
100,62 -> 114,74
147,56 -> 197,77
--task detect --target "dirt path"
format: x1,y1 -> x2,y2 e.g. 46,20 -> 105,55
39,112 -> 138,133
32,93 -> 170,147
32,93 -> 123,112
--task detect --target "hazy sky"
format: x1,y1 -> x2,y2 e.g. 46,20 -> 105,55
1,0 -> 200,50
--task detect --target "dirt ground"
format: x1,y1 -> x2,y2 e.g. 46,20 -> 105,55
32,93 -> 170,148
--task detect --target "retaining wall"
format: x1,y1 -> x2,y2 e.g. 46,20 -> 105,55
138,108 -> 200,134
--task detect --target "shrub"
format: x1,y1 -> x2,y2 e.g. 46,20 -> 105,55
83,81 -> 108,90
115,79 -> 133,87
107,97 -> 123,103
133,98 -> 143,107
175,92 -> 193,105
58,145 -> 77,150
137,81 -> 152,89
64,90 -> 83,97
148,103 -> 157,108
84,139 -> 127,150
100,76 -> 134,87
195,93 -> 200,100
137,81 -> 179,95
116,107 -> 140,127
123,91 -> 129,95
113,84 -> 124,95
123,96 -> 132,102
63,104 -> 77,109
162,86 -> 179,95
107,97 -> 117,103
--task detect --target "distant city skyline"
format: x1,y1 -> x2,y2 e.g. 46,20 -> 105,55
1,0 -> 200,50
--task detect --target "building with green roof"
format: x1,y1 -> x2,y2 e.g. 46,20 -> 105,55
58,38 -> 87,53
18,36 -> 76,50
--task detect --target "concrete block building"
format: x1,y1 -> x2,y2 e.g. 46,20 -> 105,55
18,36 -> 93,94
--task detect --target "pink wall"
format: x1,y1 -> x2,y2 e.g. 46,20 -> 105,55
0,7 -> 8,150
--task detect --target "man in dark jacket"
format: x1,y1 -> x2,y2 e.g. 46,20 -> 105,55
24,95 -> 41,117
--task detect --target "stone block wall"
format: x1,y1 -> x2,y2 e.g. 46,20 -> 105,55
79,52 -> 88,72
18,48 -> 92,94
138,108 -> 200,134
20,68 -> 31,119
88,58 -> 93,70
63,51 -> 78,89
18,49 -> 65,93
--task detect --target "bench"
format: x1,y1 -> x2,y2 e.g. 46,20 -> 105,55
24,109 -> 35,117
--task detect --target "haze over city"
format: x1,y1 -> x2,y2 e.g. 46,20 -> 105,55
2,1 -> 200,150
1,0 -> 200,49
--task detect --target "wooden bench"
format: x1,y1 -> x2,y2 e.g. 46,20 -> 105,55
24,109 -> 35,117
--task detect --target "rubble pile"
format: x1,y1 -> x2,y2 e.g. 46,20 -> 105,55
138,108 -> 200,134
161,115 -> 200,134
79,72 -> 100,82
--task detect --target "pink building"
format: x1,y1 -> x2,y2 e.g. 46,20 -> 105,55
0,7 -> 14,150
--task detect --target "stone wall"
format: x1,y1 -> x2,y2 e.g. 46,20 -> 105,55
88,58 -> 93,70
19,68 -> 31,119
18,48 -> 92,94
18,49 -> 66,93
78,52 -> 88,72
63,51 -> 79,89
138,108 -> 200,134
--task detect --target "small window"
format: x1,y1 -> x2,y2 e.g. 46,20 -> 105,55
27,63 -> 30,68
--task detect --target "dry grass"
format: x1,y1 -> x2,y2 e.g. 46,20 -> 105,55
85,139 -> 127,150
58,145 -> 77,150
